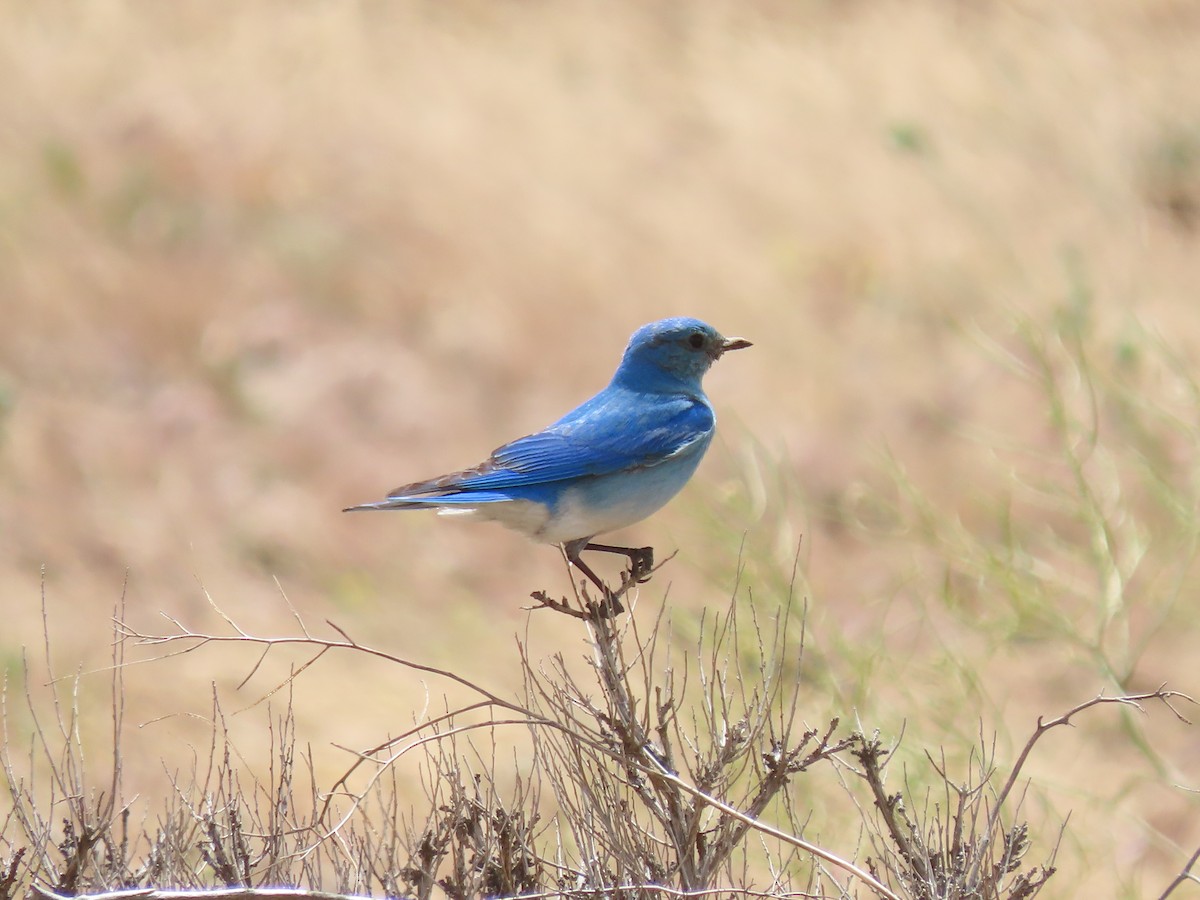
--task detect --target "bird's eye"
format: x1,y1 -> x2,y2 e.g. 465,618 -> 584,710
687,332 -> 705,350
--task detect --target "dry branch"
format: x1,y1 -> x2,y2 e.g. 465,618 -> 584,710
115,595 -> 898,899
31,888 -> 377,900
1156,841 -> 1200,900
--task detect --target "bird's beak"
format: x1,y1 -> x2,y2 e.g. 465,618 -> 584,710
719,336 -> 752,355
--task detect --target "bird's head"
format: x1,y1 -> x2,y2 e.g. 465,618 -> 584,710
614,317 -> 751,391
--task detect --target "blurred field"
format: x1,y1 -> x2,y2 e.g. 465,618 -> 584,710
2,1 -> 1200,896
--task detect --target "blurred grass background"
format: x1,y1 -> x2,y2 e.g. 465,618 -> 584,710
2,1 -> 1199,896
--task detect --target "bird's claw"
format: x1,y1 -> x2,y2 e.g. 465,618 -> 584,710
533,544 -> 674,621
628,546 -> 655,584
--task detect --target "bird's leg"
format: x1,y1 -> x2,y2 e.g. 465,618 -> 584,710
583,542 -> 655,584
563,539 -> 625,616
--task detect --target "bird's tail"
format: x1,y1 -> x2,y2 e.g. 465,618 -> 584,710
342,498 -> 439,512
343,490 -> 515,513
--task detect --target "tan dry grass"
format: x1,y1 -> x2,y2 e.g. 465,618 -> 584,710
2,1 -> 1199,896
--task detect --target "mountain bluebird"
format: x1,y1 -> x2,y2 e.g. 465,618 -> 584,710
345,316 -> 750,600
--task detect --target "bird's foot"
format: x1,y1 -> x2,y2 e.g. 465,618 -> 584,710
532,546 -> 677,621
628,546 -> 655,584
582,541 -> 655,586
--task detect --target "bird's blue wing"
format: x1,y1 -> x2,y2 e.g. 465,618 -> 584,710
469,395 -> 714,487
390,393 -> 714,497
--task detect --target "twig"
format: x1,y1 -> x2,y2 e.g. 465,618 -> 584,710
649,769 -> 902,900
527,590 -> 617,621
118,575 -> 912,899
1156,841 -> 1200,900
30,885 -> 833,900
971,687 -> 1195,885
31,888 -> 377,900
502,887 -> 826,900
853,734 -> 934,890
116,615 -> 527,717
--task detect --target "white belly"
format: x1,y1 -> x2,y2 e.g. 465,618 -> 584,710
536,453 -> 705,544
436,499 -> 550,537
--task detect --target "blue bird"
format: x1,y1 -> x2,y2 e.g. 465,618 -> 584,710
345,317 -> 751,601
